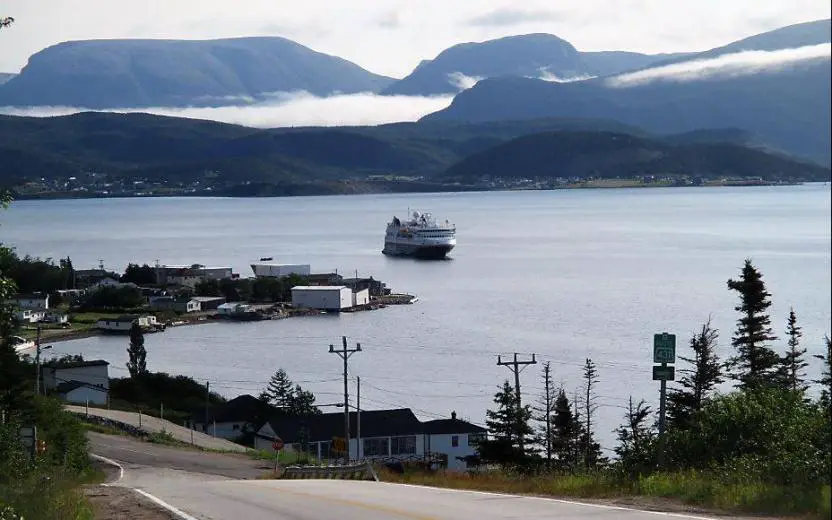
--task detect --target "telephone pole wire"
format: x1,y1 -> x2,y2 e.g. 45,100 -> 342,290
497,352 -> 537,450
330,336 -> 361,462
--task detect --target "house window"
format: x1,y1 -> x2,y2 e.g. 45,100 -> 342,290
320,441 -> 331,459
468,433 -> 486,446
451,435 -> 459,448
363,438 -> 389,457
391,436 -> 416,455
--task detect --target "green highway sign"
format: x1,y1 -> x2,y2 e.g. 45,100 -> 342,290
653,365 -> 675,381
653,332 -> 676,364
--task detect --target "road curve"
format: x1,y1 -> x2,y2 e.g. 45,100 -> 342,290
90,433 -> 729,520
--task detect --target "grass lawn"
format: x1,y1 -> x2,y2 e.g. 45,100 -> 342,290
380,469 -> 831,519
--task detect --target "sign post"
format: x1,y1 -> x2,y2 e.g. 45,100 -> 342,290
652,332 -> 676,467
272,436 -> 284,474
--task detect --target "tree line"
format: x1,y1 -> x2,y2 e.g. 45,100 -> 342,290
476,259 -> 831,490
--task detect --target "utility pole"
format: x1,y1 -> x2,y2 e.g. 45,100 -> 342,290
329,336 -> 361,463
34,322 -> 42,396
204,381 -> 210,433
356,376 -> 361,459
34,323 -> 51,396
497,352 -> 537,450
542,362 -> 553,462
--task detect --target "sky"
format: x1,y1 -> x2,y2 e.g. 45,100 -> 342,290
1,0 -> 830,77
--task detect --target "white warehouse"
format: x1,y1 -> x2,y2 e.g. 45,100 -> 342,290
291,286 -> 353,310
251,263 -> 311,278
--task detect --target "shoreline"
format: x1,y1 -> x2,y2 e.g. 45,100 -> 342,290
10,180 -> 814,202
38,295 -> 417,345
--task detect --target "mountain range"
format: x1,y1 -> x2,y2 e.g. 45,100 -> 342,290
381,33 -> 691,96
424,19 -> 832,166
0,37 -> 393,108
1,112 -> 827,197
0,17 -> 829,191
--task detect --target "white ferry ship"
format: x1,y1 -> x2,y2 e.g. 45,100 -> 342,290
382,211 -> 456,259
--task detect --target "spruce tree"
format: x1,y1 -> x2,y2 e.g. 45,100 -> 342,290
725,259 -> 780,389
533,362 -> 556,463
778,308 -> 808,393
551,389 -> 582,470
126,322 -> 147,378
480,380 -> 533,465
582,358 -> 601,468
261,369 -> 295,409
614,396 -> 655,474
290,384 -> 320,416
667,318 -> 723,430
815,335 -> 832,408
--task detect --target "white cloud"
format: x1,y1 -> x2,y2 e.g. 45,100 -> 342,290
446,72 -> 484,91
0,91 -> 455,128
607,42 -> 831,87
535,68 -> 596,83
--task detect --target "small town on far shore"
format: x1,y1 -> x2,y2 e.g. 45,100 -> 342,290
9,258 -> 416,347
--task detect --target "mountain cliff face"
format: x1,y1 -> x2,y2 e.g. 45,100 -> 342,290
0,37 -> 394,108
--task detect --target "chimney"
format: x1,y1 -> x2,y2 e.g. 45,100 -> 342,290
451,411 -> 457,420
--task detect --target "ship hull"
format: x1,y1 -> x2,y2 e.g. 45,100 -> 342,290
382,242 -> 454,259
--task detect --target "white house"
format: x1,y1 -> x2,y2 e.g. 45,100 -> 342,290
57,381 -> 109,405
155,265 -> 234,287
352,288 -> 370,307
217,302 -> 252,315
15,309 -> 46,324
96,315 -> 158,332
89,278 -> 138,291
291,286 -> 352,310
253,409 -> 487,470
251,263 -> 311,278
191,394 -> 275,440
423,412 -> 488,471
254,409 -> 425,462
42,359 -> 109,405
13,293 -> 49,310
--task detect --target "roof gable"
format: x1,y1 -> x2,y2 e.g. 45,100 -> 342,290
422,418 -> 487,435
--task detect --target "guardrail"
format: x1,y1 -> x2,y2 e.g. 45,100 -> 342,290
280,461 -> 378,481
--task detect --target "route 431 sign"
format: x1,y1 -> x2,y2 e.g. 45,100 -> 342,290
653,333 -> 676,364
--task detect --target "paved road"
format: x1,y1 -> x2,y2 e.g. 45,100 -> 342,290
88,432 -> 267,479
90,433 -> 729,520
118,471 -> 723,520
68,405 -> 249,452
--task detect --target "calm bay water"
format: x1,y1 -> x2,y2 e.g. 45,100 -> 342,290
3,185 -> 831,452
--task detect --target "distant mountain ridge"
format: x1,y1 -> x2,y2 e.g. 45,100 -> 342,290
0,37 -> 394,108
422,19 -> 832,166
381,33 -> 691,96
441,130 -> 829,181
0,112 -> 826,193
0,73 -> 14,85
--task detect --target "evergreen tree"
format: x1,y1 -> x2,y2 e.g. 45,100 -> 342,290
533,362 -> 556,463
260,369 -> 320,415
480,380 -> 533,465
551,389 -> 582,470
582,358 -> 601,468
667,318 -> 723,430
291,384 -> 321,416
261,369 -> 295,409
126,322 -> 147,378
614,396 -> 656,475
725,259 -> 780,389
815,335 -> 832,409
778,308 -> 808,393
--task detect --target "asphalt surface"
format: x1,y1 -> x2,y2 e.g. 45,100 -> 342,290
69,406 -> 250,452
88,432 -> 268,479
91,433 -> 728,520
